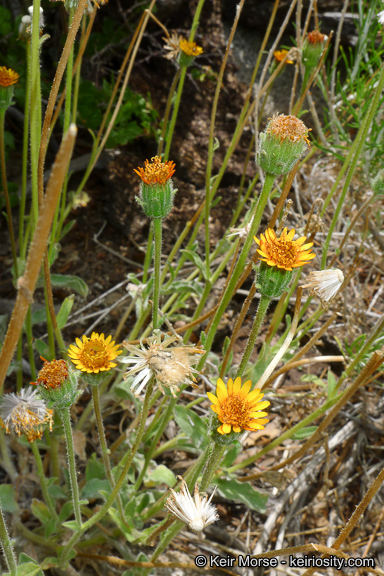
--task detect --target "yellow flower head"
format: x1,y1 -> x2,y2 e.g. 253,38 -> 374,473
134,156 -> 176,186
254,228 -> 315,271
0,66 -> 19,87
207,377 -> 270,435
273,49 -> 293,64
68,332 -> 122,374
179,37 -> 203,57
35,357 -> 69,390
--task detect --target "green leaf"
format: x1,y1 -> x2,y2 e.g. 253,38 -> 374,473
34,339 -> 51,360
292,426 -> 318,440
81,478 -> 111,499
14,563 -> 44,576
217,478 -> 268,512
31,307 -> 47,325
45,274 -> 88,297
162,280 -> 203,298
180,249 -> 207,280
122,553 -> 150,576
220,442 -> 242,468
19,554 -> 44,575
56,295 -> 75,329
0,484 -> 19,512
86,453 -> 107,481
251,342 -> 280,383
62,520 -> 81,531
145,465 -> 176,488
31,499 -> 51,525
173,405 -> 208,449
327,370 -> 338,400
108,507 -> 141,542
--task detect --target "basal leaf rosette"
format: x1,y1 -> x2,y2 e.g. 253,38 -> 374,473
207,377 -> 270,445
257,114 -> 310,176
254,228 -> 315,298
134,156 -> 176,219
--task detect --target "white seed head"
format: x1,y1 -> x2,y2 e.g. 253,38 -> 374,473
302,269 -> 344,306
0,387 -> 53,442
378,10 -> 384,25
165,476 -> 219,531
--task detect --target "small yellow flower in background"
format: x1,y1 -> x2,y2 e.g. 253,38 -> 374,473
165,476 -> 219,531
35,357 -> 69,390
207,377 -> 270,435
134,156 -> 176,186
254,228 -> 315,271
179,37 -> 203,57
0,66 -> 19,87
302,269 -> 344,306
0,388 -> 53,443
68,332 -> 121,374
273,49 -> 294,64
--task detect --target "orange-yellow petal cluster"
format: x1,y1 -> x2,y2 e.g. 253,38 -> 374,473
134,156 -> 176,185
273,49 -> 293,64
179,37 -> 203,57
35,357 -> 69,390
207,377 -> 270,435
0,66 -> 19,87
254,228 -> 315,271
307,30 -> 326,45
266,114 -> 311,146
68,332 -> 122,374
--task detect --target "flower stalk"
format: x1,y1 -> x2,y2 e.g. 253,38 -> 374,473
30,440 -> 59,521
0,505 -> 17,576
236,294 -> 271,378
60,406 -> 82,528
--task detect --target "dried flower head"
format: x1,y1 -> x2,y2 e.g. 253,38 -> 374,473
302,269 -> 344,306
179,37 -> 203,57
0,67 -> 19,88
0,388 -> 53,443
165,476 -> 219,531
254,228 -> 315,271
273,49 -> 294,64
207,377 -> 270,435
134,156 -> 176,186
307,30 -> 326,44
163,31 -> 182,60
266,114 -> 310,146
227,217 -> 254,240
35,357 -> 69,390
120,331 -> 204,397
68,332 -> 122,374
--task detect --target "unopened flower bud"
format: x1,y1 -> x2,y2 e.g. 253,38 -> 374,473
134,156 -> 176,219
302,30 -> 328,72
257,114 -> 310,176
34,358 -> 82,409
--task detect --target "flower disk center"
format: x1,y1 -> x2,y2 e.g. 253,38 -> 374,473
268,237 -> 298,267
80,342 -> 110,369
221,394 -> 251,428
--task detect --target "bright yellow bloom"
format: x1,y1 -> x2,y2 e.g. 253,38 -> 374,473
134,156 -> 176,185
0,66 -> 19,87
254,228 -> 315,271
35,357 -> 69,390
273,49 -> 293,64
68,332 -> 122,374
179,37 -> 203,57
207,377 -> 270,435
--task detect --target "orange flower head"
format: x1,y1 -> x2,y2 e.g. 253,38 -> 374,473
68,332 -> 122,374
307,30 -> 326,45
207,377 -> 270,435
35,357 -> 69,390
267,114 -> 310,146
179,37 -> 203,57
134,156 -> 176,185
273,49 -> 293,64
0,66 -> 19,87
254,228 -> 315,271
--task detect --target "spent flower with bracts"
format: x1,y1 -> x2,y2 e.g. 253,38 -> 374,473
33,357 -> 82,409
68,332 -> 122,374
165,476 -> 219,531
0,388 -> 53,443
35,357 -> 69,390
134,156 -> 176,219
163,31 -> 182,60
302,269 -> 344,307
207,377 -> 270,435
302,30 -> 328,74
227,216 -> 254,240
120,331 -> 204,397
257,114 -> 311,176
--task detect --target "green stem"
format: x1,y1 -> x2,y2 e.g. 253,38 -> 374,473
200,442 -> 226,491
19,40 -> 31,251
0,505 -> 17,576
0,429 -> 17,481
152,218 -> 162,329
163,67 -> 187,161
197,172 -> 275,369
236,294 -> 271,378
91,386 -> 125,520
25,308 -> 36,380
60,379 -> 154,568
321,64 -> 384,269
60,407 -> 82,528
30,0 -> 42,225
30,441 -> 58,520
0,109 -> 18,278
